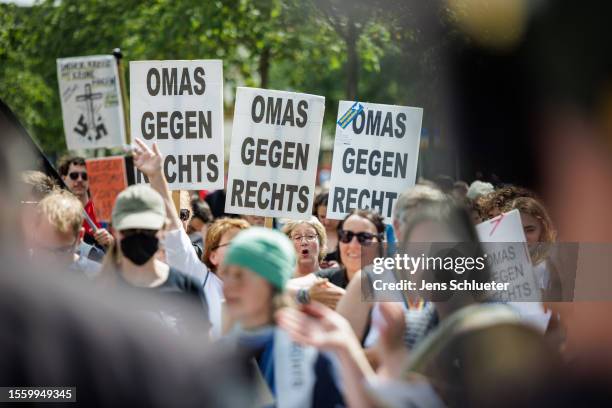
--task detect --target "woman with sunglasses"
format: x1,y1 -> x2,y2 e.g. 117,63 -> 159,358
288,209 -> 385,309
316,209 -> 385,289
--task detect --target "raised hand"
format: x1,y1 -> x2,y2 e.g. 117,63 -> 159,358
132,138 -> 163,179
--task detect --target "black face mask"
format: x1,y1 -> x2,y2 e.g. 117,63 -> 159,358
120,233 -> 159,266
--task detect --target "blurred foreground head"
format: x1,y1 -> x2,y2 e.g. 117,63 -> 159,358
445,0 -> 612,236
29,190 -> 84,268
0,101 -> 35,255
0,101 -> 254,406
443,0 -> 612,365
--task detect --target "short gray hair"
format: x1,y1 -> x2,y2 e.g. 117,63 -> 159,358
467,181 -> 495,200
281,216 -> 328,262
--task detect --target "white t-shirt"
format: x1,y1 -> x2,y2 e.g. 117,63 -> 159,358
163,228 -> 224,339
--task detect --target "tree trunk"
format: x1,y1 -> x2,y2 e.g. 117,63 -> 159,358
259,46 -> 270,89
345,20 -> 359,100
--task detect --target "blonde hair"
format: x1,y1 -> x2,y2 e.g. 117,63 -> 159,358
36,190 -> 83,237
282,217 -> 327,262
504,196 -> 556,264
22,170 -> 58,201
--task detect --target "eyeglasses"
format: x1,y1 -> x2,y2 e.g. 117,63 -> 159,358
68,172 -> 88,181
291,234 -> 318,243
338,230 -> 379,245
179,209 -> 191,221
211,242 -> 230,251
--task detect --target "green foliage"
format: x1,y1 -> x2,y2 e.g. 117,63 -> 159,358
0,0 -> 441,157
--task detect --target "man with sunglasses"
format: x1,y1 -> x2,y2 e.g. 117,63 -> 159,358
58,156 -> 113,250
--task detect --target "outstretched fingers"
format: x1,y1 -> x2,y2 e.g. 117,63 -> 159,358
133,137 -> 152,154
152,142 -> 162,157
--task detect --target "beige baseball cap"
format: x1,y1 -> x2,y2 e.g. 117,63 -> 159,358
112,185 -> 165,230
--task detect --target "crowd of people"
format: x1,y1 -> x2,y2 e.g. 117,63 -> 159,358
14,128 -> 583,407
4,1 -> 612,405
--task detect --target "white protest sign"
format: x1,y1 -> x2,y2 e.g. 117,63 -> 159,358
327,101 -> 422,222
476,209 -> 540,302
57,55 -> 126,150
225,87 -> 325,219
129,60 -> 224,190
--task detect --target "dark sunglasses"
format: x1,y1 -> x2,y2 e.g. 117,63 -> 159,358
68,171 -> 88,181
338,230 -> 380,245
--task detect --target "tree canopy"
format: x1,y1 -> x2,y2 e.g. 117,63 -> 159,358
0,0 -> 449,159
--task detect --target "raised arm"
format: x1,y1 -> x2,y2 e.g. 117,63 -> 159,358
132,138 -> 209,280
132,138 -> 181,231
336,270 -> 374,342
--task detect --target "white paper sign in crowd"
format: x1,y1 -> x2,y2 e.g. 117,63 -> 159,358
225,87 -> 325,219
476,209 -> 540,302
326,101 -> 423,222
129,60 -> 224,190
57,55 -> 126,150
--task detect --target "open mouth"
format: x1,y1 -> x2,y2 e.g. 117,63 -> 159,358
301,249 -> 310,256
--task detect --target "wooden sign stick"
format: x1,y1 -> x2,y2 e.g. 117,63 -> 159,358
264,217 -> 274,229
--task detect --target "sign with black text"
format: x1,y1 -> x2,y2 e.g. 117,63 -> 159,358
327,101 -> 422,221
57,55 -> 126,150
129,60 -> 224,190
225,87 -> 325,219
476,209 -> 540,302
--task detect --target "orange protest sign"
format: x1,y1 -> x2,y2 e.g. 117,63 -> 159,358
85,156 -> 127,223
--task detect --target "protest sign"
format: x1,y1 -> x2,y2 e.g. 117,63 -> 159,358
476,209 -> 540,302
225,87 -> 325,219
85,156 -> 127,223
326,101 -> 422,221
129,60 -> 224,190
57,55 -> 126,150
